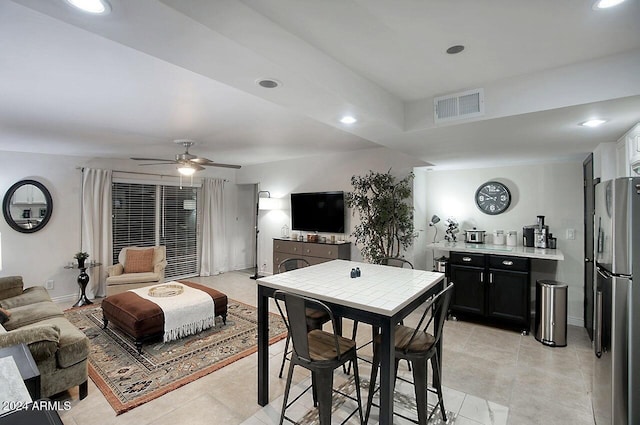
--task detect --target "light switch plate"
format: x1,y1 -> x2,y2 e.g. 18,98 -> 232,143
45,280 -> 54,290
566,229 -> 576,240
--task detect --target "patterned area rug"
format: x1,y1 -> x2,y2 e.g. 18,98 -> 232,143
272,371 -> 456,425
65,299 -> 287,415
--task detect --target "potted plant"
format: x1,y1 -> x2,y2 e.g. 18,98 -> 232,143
345,169 -> 417,263
74,252 -> 90,268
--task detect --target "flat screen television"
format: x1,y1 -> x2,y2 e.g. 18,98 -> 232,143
291,191 -> 345,233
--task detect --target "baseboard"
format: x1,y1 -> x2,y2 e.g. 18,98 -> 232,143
52,293 -> 79,304
567,315 -> 584,327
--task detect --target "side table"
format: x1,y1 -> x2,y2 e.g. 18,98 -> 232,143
0,409 -> 63,425
64,262 -> 102,307
0,344 -> 40,400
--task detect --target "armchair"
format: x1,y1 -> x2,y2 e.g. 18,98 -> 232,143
106,246 -> 167,296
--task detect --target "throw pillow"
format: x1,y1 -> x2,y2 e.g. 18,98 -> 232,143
124,248 -> 155,273
0,307 -> 11,324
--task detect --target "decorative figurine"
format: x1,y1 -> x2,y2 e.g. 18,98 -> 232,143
444,217 -> 459,242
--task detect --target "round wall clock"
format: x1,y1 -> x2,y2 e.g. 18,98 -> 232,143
475,181 -> 511,215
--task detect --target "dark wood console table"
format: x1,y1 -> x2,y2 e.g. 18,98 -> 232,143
272,238 -> 350,272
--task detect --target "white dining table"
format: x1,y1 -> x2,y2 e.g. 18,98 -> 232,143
257,259 -> 445,425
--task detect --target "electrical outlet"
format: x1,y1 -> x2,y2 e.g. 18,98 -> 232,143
566,229 -> 576,240
45,280 -> 54,290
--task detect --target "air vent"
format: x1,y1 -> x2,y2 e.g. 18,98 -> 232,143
434,88 -> 484,123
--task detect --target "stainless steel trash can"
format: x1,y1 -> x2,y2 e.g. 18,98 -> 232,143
534,280 -> 568,347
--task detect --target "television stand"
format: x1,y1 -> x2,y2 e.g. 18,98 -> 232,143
273,238 -> 351,273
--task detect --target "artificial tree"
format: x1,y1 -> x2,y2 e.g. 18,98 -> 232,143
345,169 -> 416,263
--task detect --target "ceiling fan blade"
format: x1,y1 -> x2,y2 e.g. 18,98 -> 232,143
138,162 -> 179,166
130,157 -> 176,162
190,157 -> 213,164
201,162 -> 242,169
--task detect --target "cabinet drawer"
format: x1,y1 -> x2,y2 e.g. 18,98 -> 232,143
488,255 -> 530,272
273,240 -> 304,256
302,243 -> 339,259
450,252 -> 485,267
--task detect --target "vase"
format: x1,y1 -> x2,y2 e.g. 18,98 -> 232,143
77,258 -> 85,269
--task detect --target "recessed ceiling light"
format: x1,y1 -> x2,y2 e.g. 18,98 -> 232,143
581,119 -> 607,128
64,0 -> 111,14
446,45 -> 465,54
340,116 -> 357,124
256,78 -> 281,89
593,0 -> 626,9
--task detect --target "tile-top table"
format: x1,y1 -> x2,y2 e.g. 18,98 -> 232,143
257,259 -> 445,425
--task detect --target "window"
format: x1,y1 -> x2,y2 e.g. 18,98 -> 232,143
160,185 -> 199,278
112,182 -> 200,279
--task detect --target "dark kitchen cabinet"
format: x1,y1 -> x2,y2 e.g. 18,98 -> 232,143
449,252 -> 531,333
449,253 -> 486,315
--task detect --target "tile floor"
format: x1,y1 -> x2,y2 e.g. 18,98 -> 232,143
56,270 -> 596,425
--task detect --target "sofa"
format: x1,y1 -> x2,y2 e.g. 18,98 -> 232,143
106,246 -> 167,296
0,276 -> 89,400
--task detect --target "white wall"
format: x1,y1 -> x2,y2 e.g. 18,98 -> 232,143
237,147 -> 426,273
0,151 -> 249,301
414,161 -> 585,326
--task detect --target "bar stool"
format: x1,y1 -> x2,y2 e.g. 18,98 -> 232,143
348,257 -> 414,374
277,258 -> 332,378
365,283 -> 454,425
274,290 -> 364,425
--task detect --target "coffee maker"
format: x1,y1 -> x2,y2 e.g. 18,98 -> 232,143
523,215 -> 548,248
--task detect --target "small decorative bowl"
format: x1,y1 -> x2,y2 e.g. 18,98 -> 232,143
148,284 -> 184,297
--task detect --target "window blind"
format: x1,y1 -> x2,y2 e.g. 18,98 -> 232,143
112,182 -> 200,280
112,183 -> 156,265
161,185 -> 199,279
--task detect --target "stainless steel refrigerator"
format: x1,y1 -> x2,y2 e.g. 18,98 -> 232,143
593,177 -> 639,425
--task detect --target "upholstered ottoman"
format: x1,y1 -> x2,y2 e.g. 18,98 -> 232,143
101,281 -> 228,353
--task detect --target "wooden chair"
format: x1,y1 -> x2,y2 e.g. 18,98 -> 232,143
277,258 -> 332,378
274,290 -> 364,425
348,257 -> 414,374
365,283 -> 454,425
378,256 -> 414,269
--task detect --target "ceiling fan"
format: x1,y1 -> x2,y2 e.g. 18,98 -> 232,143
131,140 -> 241,175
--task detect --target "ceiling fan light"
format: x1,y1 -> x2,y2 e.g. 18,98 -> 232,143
177,164 -> 196,176
64,0 -> 111,14
593,0 -> 625,9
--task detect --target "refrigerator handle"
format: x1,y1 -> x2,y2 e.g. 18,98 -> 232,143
596,267 -> 611,279
595,289 -> 603,358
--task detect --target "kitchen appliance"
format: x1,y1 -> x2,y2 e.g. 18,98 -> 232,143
464,228 -> 486,243
534,228 -> 547,248
592,177 -> 640,425
523,226 -> 536,247
434,256 -> 448,273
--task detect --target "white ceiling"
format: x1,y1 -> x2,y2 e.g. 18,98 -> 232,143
1,0 -> 639,170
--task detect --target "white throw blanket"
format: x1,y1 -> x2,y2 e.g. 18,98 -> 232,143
129,282 -> 215,342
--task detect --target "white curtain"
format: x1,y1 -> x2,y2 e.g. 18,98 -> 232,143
200,178 -> 226,276
81,168 -> 112,298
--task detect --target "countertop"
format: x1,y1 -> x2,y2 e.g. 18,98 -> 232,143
427,241 -> 564,261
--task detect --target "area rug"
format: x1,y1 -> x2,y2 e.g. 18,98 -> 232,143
65,299 -> 287,415
280,374 -> 456,424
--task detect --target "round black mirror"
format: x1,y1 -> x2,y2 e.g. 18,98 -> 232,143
2,180 -> 53,233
